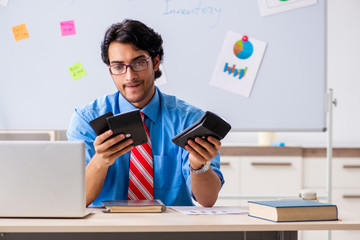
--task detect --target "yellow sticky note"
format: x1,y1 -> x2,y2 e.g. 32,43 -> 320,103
68,62 -> 87,81
11,23 -> 30,41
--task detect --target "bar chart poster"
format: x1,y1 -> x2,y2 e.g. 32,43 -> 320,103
210,31 -> 267,98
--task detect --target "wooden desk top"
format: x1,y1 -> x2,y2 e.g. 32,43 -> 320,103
0,208 -> 360,233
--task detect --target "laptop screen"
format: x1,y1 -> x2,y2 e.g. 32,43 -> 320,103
0,141 -> 86,217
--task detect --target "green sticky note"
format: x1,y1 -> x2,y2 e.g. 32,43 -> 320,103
68,62 -> 86,81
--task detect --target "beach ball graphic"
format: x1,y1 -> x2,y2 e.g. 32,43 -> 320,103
233,36 -> 253,60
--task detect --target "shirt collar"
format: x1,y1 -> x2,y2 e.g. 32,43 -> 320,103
117,86 -> 160,124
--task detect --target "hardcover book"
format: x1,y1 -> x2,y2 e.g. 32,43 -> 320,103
248,199 -> 338,222
101,199 -> 166,213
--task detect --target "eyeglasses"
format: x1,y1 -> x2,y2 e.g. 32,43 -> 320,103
109,57 -> 152,75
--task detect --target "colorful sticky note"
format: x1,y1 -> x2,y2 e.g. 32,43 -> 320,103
60,20 -> 76,36
68,62 -> 86,81
11,23 -> 30,41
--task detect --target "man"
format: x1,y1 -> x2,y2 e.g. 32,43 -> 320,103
67,19 -> 224,207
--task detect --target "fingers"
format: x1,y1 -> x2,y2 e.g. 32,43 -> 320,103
94,131 -> 126,151
185,136 -> 221,162
185,143 -> 204,163
93,131 -> 134,166
105,137 -> 133,157
186,139 -> 213,161
206,136 -> 221,150
107,142 -> 133,160
94,130 -> 114,145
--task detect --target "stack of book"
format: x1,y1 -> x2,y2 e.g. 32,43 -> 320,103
248,199 -> 338,222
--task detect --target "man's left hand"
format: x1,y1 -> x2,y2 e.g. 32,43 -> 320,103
185,136 -> 221,170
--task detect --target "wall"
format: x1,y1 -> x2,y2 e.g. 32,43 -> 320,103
0,0 -> 326,131
1,1 -> 359,146
223,0 -> 360,147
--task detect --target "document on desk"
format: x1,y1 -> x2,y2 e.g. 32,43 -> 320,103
170,206 -> 249,215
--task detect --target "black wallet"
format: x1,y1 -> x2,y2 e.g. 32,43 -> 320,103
171,111 -> 231,149
89,110 -> 148,146
89,112 -> 113,136
106,109 -> 148,146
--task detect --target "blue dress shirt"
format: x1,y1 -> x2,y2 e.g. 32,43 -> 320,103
67,87 -> 224,206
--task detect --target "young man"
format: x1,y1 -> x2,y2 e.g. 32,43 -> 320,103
67,19 -> 224,207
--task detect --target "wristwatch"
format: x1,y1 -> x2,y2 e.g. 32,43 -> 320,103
190,161 -> 211,174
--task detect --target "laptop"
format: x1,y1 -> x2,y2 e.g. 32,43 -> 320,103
0,141 -> 89,218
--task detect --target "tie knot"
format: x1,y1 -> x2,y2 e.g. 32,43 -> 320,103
140,112 -> 145,121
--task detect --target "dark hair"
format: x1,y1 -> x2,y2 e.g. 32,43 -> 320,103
101,19 -> 164,79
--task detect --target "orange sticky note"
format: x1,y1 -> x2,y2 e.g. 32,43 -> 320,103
11,23 -> 30,41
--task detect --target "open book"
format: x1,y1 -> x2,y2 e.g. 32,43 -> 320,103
101,199 -> 166,213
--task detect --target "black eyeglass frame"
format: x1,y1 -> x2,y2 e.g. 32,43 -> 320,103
108,56 -> 152,75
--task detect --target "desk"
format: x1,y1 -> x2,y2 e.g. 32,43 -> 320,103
0,208 -> 360,240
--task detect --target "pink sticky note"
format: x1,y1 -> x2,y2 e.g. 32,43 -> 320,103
60,20 -> 76,36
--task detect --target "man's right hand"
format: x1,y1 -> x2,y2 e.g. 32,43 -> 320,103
92,130 -> 134,167
85,130 -> 133,206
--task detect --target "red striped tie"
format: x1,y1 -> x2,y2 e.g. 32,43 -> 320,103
128,112 -> 154,200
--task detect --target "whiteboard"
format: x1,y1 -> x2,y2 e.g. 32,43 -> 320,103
0,0 -> 326,131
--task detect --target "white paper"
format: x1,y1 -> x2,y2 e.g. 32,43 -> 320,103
257,0 -> 317,17
210,31 -> 267,98
155,64 -> 167,86
170,206 -> 249,215
0,0 -> 8,6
